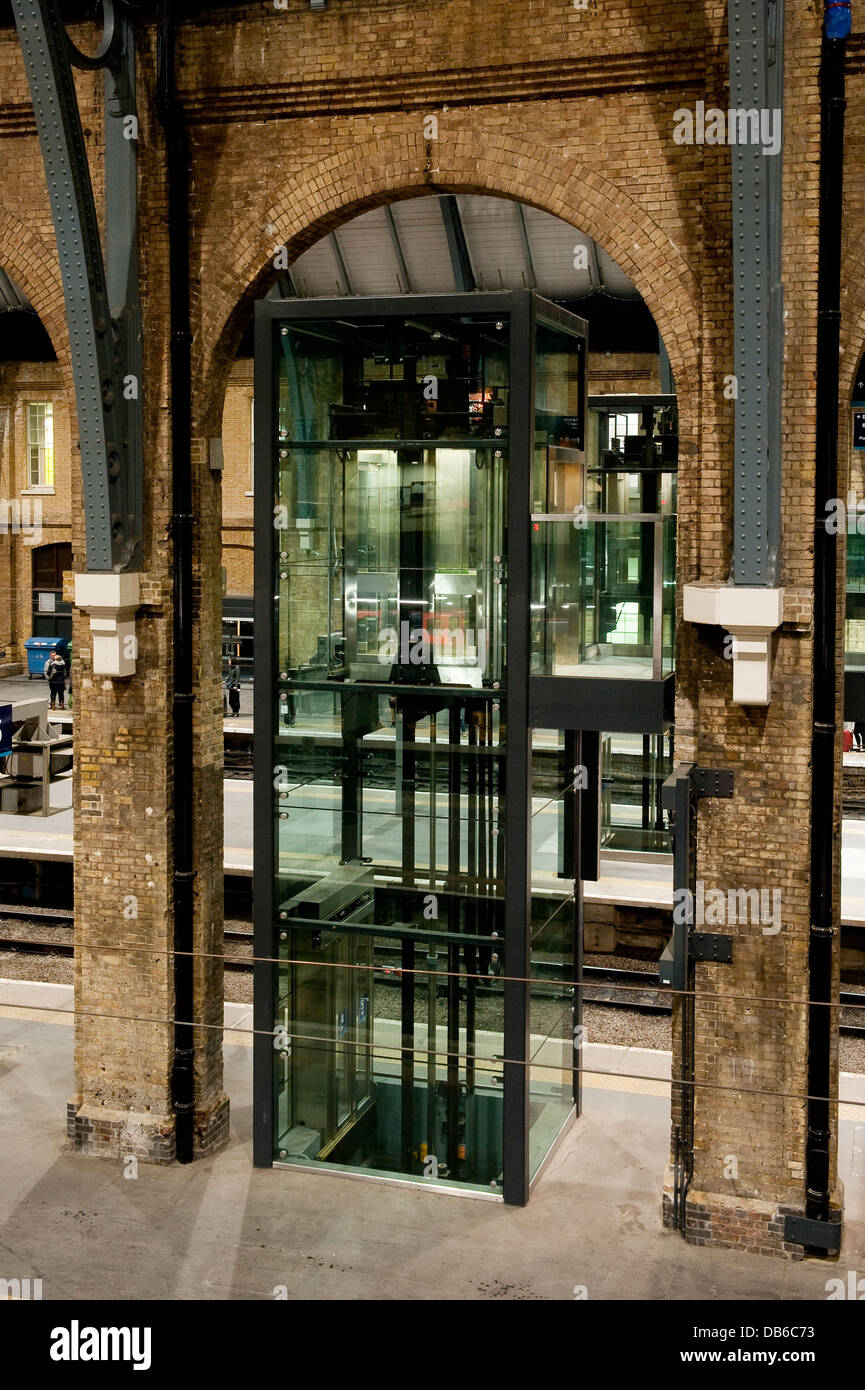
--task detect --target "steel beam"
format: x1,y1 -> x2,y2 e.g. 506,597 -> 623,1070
515,203 -> 537,290
728,0 -> 784,586
586,238 -> 605,294
330,231 -> 354,296
385,205 -> 413,293
12,0 -> 142,571
104,4 -> 142,570
440,196 -> 475,292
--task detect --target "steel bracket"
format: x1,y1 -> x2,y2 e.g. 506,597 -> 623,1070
689,932 -> 733,964
660,765 -> 736,992
782,1214 -> 842,1252
690,766 -> 735,800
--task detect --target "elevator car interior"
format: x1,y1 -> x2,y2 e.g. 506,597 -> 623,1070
253,292 -> 676,1202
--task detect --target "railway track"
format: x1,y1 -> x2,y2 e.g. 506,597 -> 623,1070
0,909 -> 254,973
1,910 -> 863,1037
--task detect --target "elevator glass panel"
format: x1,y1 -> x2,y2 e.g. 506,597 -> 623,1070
600,731 -> 673,853
529,732 -> 578,1177
271,310 -> 512,1192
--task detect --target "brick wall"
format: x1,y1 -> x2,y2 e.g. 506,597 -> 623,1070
0,0 -> 852,1251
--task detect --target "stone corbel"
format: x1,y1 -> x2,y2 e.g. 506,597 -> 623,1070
74,572 -> 140,677
683,583 -> 784,706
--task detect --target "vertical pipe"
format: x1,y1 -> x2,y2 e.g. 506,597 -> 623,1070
465,701 -> 478,1099
806,4 -> 849,1244
401,710 -> 416,888
400,937 -> 415,1169
447,702 -> 462,1174
400,708 -> 416,1165
157,1 -> 194,1164
464,943 -> 476,1097
426,945 -> 437,1156
446,941 -> 460,1175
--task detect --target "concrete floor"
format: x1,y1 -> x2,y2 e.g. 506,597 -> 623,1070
1,983 -> 863,1301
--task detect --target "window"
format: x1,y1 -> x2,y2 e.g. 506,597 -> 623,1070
32,542 -> 73,641
27,402 -> 54,488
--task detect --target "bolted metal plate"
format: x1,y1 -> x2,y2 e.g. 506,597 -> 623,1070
689,932 -> 733,964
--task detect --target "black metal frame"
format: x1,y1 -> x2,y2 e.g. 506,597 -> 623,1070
660,763 -> 734,1236
252,290 -> 666,1202
252,302 -> 278,1166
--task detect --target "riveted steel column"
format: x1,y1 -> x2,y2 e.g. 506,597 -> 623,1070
104,5 -> 142,569
12,0 -> 141,571
728,0 -> 784,586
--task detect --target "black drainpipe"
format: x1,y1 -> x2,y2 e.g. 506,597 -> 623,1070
157,2 -> 195,1164
805,0 -> 849,1249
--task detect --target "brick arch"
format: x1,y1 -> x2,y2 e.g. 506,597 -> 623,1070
0,205 -> 69,373
195,133 -> 701,435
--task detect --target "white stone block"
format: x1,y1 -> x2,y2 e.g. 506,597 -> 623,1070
74,572 -> 140,678
682,583 -> 721,625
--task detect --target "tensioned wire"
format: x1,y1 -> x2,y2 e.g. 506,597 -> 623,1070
3,939 -> 862,1112
2,994 -> 861,1111
9,933 -> 862,1015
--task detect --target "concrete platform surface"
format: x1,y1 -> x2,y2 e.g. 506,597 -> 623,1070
1,980 -> 863,1302
8,783 -> 865,924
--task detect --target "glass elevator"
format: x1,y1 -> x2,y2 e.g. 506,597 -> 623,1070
253,292 -> 675,1201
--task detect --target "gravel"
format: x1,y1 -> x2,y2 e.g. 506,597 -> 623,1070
1,932 -> 863,1073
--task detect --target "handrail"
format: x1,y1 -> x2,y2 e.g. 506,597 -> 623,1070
530,511 -> 673,523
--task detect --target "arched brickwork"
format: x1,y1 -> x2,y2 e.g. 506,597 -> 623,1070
194,133 -> 702,442
0,205 -> 69,371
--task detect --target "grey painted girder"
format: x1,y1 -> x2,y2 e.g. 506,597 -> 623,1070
12,0 -> 142,571
728,0 -> 784,586
384,206 -> 412,293
440,195 -> 475,292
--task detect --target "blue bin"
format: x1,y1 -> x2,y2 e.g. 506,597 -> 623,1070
25,636 -> 64,679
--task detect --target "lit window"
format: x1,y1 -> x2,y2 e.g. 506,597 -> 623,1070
27,402 -> 54,488
608,601 -> 640,644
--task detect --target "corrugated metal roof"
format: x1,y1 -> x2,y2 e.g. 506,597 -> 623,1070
390,199 -> 455,294
286,193 -> 640,302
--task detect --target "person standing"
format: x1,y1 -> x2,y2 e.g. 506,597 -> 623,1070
225,657 -> 241,717
44,648 -> 67,711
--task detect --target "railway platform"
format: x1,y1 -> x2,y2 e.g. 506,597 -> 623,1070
0,978 -> 863,1301
5,781 -> 865,927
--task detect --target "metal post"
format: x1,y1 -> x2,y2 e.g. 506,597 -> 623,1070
502,292 -> 534,1205
252,311 -> 277,1166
